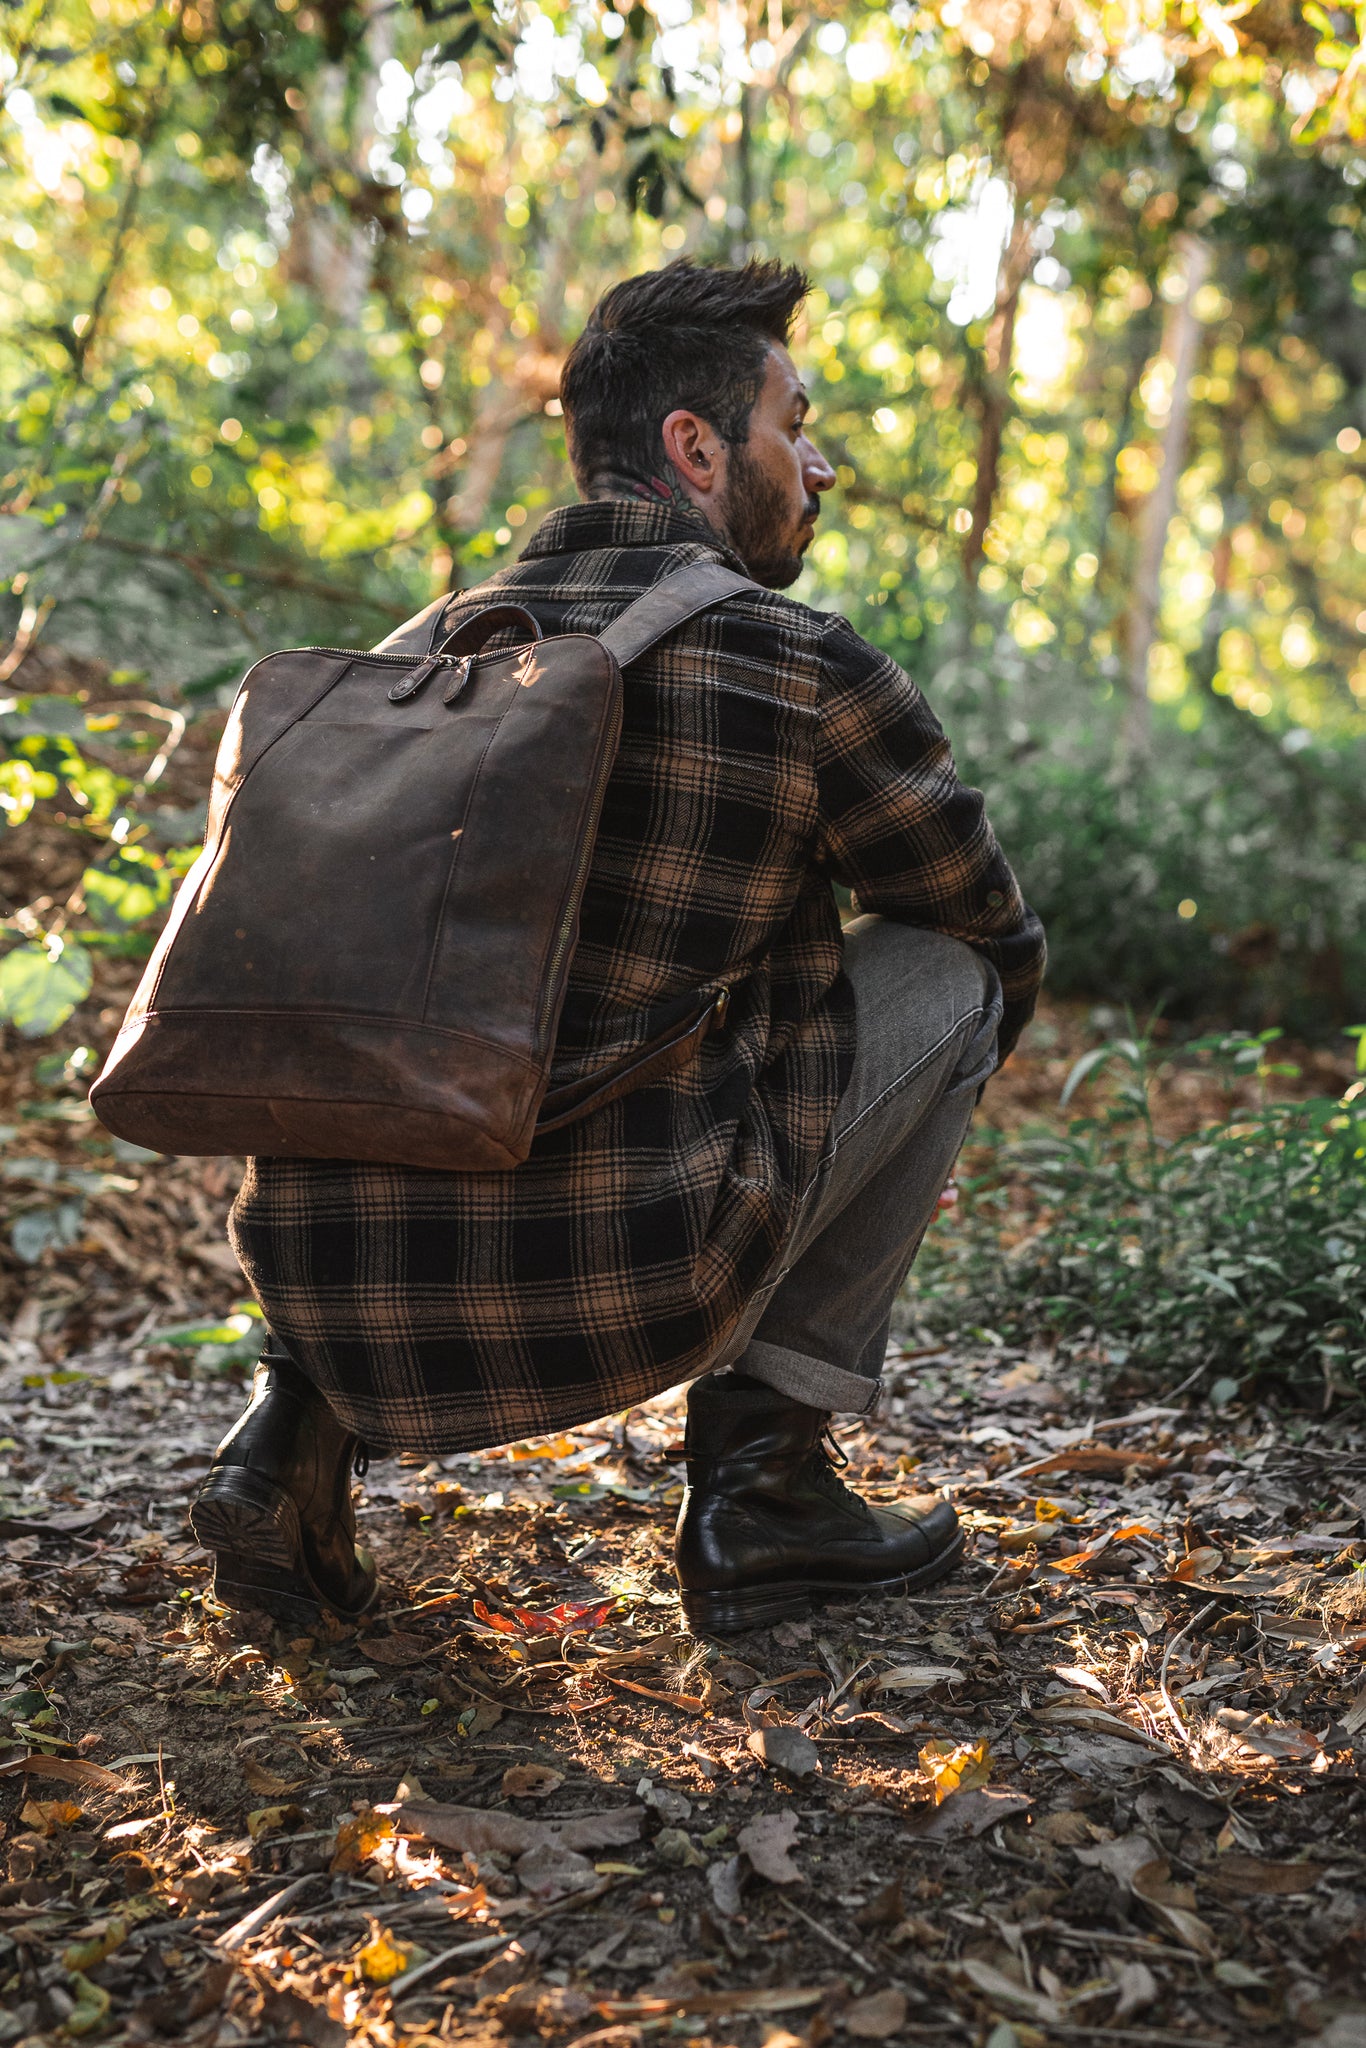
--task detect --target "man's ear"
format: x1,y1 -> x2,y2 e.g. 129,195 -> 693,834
660,409 -> 724,497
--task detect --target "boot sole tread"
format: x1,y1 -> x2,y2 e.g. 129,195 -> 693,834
680,1528 -> 966,1634
190,1467 -> 377,1626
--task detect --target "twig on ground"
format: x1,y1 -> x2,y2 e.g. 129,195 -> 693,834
783,1897 -> 879,1976
216,1873 -> 321,1951
1047,2030 -> 1228,2047
391,1875 -> 629,2001
1158,1599 -> 1220,1743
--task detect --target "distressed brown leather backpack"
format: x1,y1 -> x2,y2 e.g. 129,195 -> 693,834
90,559 -> 754,1171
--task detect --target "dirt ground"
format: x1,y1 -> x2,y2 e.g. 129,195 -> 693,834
2,715 -> 1365,2048
3,1285 -> 1366,2048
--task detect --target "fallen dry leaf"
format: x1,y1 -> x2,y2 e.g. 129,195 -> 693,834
737,1809 -> 803,1884
0,1634 -> 51,1661
0,1752 -> 132,1791
242,1757 -> 302,1798
502,1763 -> 565,1799
1112,1960 -> 1159,2020
515,1842 -> 599,1900
357,1631 -> 438,1668
844,1988 -> 908,2038
394,1798 -> 643,1856
1075,1833 -> 1219,1958
708,1853 -> 744,1918
601,1988 -> 825,2019
1205,1854 -> 1326,1897
1031,1702 -> 1167,1749
474,1597 -> 615,1638
918,1737 -> 992,1804
357,1927 -> 424,1984
905,1787 -> 1031,1839
21,1797 -> 83,1833
1213,1710 -> 1323,1763
1171,1547 -> 1224,1581
1051,1663 -> 1110,1701
952,1958 -> 1061,2026
1021,1448 -> 1171,1477
872,1663 -> 964,1694
747,1724 -> 819,1778
331,1806 -> 396,1873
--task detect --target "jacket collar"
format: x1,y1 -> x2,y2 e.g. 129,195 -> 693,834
519,497 -> 750,575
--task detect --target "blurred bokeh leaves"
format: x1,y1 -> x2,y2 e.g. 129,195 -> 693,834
0,0 -> 1364,1033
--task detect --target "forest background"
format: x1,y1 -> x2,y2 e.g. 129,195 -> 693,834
1,0 -> 1365,1399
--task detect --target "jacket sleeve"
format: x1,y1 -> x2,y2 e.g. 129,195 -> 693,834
815,613 -> 1046,1063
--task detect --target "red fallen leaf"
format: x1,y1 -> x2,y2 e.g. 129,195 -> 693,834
511,1600 -> 615,1635
472,1600 -> 519,1635
474,1598 -> 614,1637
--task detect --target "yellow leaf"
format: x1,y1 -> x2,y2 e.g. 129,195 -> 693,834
507,1433 -> 580,1460
20,1798 -> 82,1833
357,1927 -> 424,1984
331,1806 -> 396,1873
917,1738 -> 993,1806
1034,1497 -> 1065,1521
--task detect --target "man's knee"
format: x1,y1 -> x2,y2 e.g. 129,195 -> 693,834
842,915 -> 1001,1032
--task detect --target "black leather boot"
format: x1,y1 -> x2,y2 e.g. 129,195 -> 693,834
189,1344 -> 378,1627
675,1373 -> 964,1633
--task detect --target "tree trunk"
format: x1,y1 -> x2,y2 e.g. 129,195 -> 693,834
962,213 -> 1035,584
1121,232 -> 1212,764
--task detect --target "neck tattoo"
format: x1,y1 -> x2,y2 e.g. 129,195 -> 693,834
587,462 -> 703,518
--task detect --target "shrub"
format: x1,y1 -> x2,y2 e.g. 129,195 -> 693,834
913,1026 -> 1366,1405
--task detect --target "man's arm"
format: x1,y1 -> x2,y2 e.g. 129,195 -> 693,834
816,613 -> 1046,1062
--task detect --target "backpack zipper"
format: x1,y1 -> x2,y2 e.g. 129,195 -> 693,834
295,646 -> 441,662
289,647 -> 471,704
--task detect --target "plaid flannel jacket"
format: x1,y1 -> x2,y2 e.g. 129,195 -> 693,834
229,501 -> 1045,1453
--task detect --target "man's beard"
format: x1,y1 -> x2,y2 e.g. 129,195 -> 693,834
719,442 -> 818,589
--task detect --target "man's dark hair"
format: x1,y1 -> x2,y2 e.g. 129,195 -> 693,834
560,258 -> 809,490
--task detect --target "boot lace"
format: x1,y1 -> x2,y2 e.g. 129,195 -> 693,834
819,1425 -> 849,1473
808,1423 -> 871,1517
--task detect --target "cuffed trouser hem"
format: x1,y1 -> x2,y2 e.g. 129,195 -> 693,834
736,1338 -> 882,1417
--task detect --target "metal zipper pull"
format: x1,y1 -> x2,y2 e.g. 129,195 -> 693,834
387,656 -> 442,703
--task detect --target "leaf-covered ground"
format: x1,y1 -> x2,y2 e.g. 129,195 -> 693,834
2,777 -> 1363,2048
3,1320 -> 1365,2048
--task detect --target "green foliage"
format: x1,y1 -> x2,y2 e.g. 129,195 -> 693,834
153,1302 -> 264,1373
0,0 -> 1363,1035
916,1027 -> 1366,1404
0,940 -> 92,1039
937,702 -> 1366,1033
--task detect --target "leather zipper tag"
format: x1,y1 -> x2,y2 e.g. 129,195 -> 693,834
388,657 -> 441,702
442,655 -> 474,704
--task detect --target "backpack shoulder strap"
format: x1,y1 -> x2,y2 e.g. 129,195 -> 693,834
597,560 -> 759,668
374,559 -> 757,667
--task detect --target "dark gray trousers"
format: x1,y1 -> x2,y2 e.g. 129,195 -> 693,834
707,916 -> 1002,1414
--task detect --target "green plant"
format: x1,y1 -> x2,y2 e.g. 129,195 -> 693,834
152,1301 -> 264,1374
914,1023 -> 1366,1405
